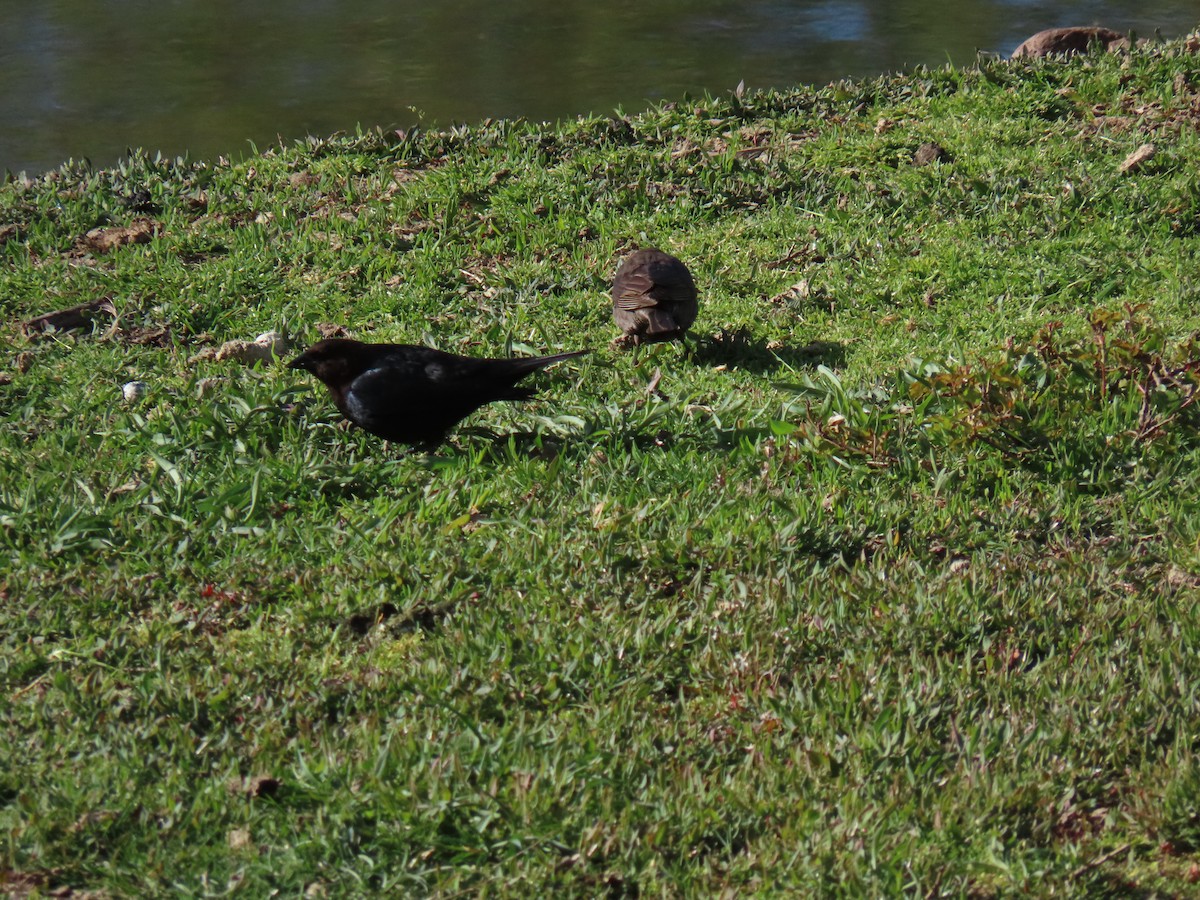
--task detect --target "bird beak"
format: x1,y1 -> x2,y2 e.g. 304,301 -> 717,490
288,353 -> 311,371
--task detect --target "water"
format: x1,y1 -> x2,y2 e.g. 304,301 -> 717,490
1,0 -> 1195,175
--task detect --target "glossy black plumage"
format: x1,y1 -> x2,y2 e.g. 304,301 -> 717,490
288,338 -> 588,446
611,248 -> 698,344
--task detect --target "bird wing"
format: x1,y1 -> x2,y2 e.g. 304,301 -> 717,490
613,270 -> 659,311
340,365 -> 413,433
645,257 -> 697,300
615,257 -> 697,312
341,356 -> 532,430
340,359 -> 487,428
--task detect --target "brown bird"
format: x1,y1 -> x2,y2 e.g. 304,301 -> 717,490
611,248 -> 698,345
288,338 -> 588,447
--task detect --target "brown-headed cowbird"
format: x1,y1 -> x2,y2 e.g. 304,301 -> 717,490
611,248 -> 698,345
288,338 -> 588,446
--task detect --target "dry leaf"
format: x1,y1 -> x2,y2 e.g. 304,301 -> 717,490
1119,143 -> 1156,173
21,299 -> 117,338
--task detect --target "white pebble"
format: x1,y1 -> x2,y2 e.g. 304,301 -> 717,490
254,331 -> 289,357
123,381 -> 148,403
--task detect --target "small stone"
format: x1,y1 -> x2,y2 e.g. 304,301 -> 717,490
254,330 -> 289,358
123,381 -> 149,403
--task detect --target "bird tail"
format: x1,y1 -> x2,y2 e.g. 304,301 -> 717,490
641,309 -> 680,336
494,349 -> 588,401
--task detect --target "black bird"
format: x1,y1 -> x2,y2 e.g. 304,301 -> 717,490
288,339 -> 588,446
611,248 -> 698,345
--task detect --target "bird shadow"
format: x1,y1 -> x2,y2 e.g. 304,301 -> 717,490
688,328 -> 846,374
447,427 -> 568,463
467,425 -> 670,461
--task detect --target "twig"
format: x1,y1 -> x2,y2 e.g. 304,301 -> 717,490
1070,842 -> 1131,880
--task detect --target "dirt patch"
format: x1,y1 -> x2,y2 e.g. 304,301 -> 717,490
315,322 -> 351,340
188,332 -> 289,365
227,775 -> 282,798
112,324 -> 173,347
74,218 -> 160,255
913,141 -> 952,166
347,601 -> 399,635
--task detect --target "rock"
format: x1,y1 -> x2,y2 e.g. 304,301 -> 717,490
122,381 -> 149,403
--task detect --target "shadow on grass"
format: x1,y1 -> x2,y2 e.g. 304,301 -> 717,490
459,425 -> 684,461
690,328 -> 846,374
447,427 -> 568,460
344,597 -> 465,636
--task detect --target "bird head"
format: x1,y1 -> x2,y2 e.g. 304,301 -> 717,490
288,339 -> 365,388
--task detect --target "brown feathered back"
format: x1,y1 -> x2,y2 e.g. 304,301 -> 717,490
611,248 -> 698,344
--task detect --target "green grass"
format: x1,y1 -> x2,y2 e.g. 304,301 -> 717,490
4,37 -> 1200,896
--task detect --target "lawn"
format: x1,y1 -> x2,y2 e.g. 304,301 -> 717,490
3,35 -> 1200,896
